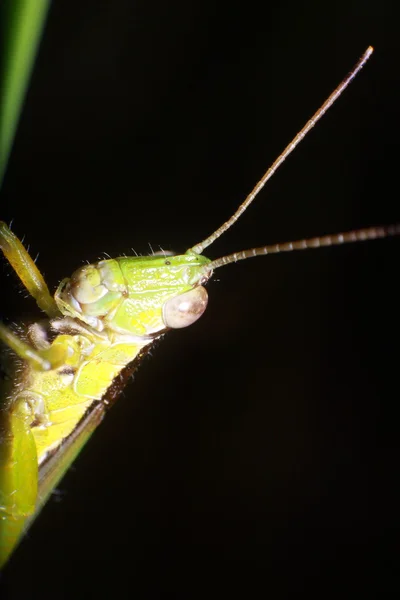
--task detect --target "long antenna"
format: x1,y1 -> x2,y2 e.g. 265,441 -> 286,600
190,46 -> 374,256
207,225 -> 400,270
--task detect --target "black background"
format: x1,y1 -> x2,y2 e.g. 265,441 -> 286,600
0,1 -> 399,597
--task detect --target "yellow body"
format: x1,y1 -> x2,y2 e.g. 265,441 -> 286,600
0,330 -> 148,566
0,220 -> 211,568
27,336 -> 146,463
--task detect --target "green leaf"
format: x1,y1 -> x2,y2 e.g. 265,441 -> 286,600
0,0 -> 50,186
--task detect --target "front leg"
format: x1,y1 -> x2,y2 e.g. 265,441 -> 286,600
0,322 -> 73,371
0,221 -> 59,318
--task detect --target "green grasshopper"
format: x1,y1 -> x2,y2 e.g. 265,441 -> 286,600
0,46 -> 397,568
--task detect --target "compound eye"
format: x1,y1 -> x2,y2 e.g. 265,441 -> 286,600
163,286 -> 208,329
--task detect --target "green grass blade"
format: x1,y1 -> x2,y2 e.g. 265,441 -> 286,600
0,0 -> 51,187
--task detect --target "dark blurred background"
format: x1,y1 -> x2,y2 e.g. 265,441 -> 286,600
0,0 -> 399,597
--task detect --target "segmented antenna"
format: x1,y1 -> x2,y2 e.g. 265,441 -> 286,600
190,47 -> 374,256
207,225 -> 400,270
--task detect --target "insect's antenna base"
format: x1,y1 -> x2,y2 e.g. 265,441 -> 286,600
207,224 -> 400,270
190,46 -> 374,256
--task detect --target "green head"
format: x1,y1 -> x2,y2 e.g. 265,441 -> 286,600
54,48 -> 382,340
55,251 -> 212,338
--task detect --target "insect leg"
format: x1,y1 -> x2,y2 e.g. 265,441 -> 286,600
0,322 -> 52,370
0,391 -> 40,568
0,322 -> 77,371
0,221 -> 59,318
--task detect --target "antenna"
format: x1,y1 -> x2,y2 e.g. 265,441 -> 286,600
207,225 -> 400,270
190,47 -> 374,256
